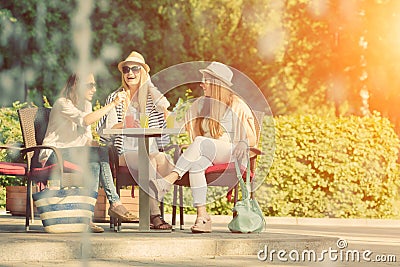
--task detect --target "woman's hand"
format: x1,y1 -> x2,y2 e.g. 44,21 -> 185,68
233,141 -> 249,160
131,119 -> 141,128
89,140 -> 100,147
113,91 -> 127,106
163,106 -> 170,121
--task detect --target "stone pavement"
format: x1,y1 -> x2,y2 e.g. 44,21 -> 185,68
0,211 -> 399,266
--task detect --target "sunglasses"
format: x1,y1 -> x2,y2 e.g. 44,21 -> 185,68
86,82 -> 97,89
122,65 -> 141,74
202,78 -> 215,84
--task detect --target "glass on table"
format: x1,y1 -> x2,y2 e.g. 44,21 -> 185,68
166,112 -> 177,129
140,113 -> 149,128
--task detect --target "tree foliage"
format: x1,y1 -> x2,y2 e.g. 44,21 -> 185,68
1,0 -> 400,128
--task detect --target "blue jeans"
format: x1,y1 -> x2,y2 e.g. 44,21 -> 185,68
46,146 -> 120,204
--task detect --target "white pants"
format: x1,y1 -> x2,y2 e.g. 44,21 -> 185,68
173,136 -> 236,207
120,151 -> 174,215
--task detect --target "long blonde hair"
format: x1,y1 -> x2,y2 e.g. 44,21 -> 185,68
194,79 -> 233,139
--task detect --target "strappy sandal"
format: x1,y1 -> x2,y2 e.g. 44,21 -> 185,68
108,204 -> 139,222
150,215 -> 172,230
191,216 -> 212,233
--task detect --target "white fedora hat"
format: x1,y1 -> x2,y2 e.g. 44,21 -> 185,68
200,61 -> 233,87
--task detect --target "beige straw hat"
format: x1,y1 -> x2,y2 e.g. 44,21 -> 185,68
117,51 -> 150,73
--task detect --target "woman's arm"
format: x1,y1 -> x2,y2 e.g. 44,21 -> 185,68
83,91 -> 126,126
232,97 -> 257,147
148,83 -> 170,118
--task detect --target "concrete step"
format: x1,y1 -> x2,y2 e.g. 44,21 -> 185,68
0,213 -> 338,262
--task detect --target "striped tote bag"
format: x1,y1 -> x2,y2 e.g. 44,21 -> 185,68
33,188 -> 98,233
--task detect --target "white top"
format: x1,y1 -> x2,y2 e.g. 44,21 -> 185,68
39,97 -> 92,163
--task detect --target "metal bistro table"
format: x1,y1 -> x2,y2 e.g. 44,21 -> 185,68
103,128 -> 181,232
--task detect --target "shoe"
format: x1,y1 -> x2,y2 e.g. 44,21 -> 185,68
108,204 -> 139,222
89,223 -> 104,233
149,178 -> 172,200
191,216 -> 212,233
150,215 -> 172,230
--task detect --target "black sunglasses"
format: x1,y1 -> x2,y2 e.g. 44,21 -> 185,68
122,65 -> 141,74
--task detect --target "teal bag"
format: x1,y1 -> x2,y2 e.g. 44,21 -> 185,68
228,158 -> 265,233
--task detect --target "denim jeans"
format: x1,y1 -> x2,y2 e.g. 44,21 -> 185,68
46,146 -> 120,204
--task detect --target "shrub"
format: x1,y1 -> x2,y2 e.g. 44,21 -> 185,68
0,101 -> 28,187
256,112 -> 400,218
0,101 -> 29,208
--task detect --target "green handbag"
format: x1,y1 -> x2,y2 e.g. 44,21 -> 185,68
228,158 -> 265,233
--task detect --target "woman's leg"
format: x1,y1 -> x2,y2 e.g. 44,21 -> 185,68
173,136 -> 234,207
95,146 -> 121,205
46,147 -> 99,191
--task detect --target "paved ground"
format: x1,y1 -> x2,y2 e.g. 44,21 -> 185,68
0,212 -> 399,266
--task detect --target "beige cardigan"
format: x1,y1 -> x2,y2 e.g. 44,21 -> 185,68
185,95 -> 257,147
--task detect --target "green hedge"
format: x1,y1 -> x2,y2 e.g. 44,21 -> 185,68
256,112 -> 400,218
0,101 -> 27,187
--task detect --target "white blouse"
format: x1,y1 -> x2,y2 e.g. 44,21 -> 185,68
39,97 -> 92,163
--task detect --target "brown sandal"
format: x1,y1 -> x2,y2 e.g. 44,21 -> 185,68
150,215 -> 172,230
108,205 -> 138,222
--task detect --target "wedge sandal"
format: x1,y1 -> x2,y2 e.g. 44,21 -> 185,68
191,216 -> 212,233
108,204 -> 138,222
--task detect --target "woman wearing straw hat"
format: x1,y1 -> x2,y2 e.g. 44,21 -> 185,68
40,72 -> 138,233
97,51 -> 174,230
150,62 -> 258,233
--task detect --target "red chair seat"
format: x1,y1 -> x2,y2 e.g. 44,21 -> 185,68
0,162 -> 27,176
205,162 -> 254,177
205,163 -> 254,202
29,161 -> 82,180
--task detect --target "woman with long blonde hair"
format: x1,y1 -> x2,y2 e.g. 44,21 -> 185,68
97,51 -> 174,230
151,62 -> 257,233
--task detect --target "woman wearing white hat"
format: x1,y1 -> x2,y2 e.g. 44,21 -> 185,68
150,61 -> 258,233
97,51 -> 174,230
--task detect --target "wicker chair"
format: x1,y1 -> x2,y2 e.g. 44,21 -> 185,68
18,107 -> 82,231
171,111 -> 265,230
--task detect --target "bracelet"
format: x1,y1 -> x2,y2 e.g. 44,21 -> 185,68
238,140 -> 249,146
